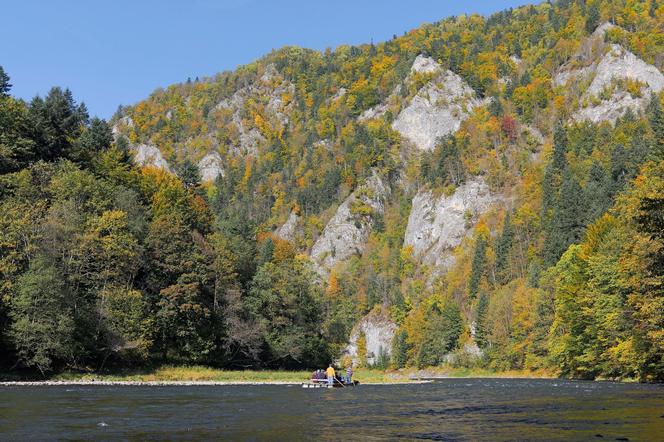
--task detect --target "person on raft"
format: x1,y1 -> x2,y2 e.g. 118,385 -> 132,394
345,366 -> 353,384
326,364 -> 336,386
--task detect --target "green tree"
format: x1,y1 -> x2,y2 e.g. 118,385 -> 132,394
585,1 -> 600,34
175,158 -> 201,189
391,329 -> 410,368
475,292 -> 490,348
648,94 -> 664,159
548,245 -> 594,378
0,95 -> 36,173
584,161 -> 611,223
416,302 -> 463,368
70,117 -> 113,165
28,87 -> 89,161
469,235 -> 488,298
246,258 -> 330,368
9,257 -> 76,374
0,66 -> 11,97
544,169 -> 585,266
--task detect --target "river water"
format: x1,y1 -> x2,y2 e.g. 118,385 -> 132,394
1,379 -> 662,441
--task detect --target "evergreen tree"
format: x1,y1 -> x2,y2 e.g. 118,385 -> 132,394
585,1 -> 600,33
544,169 -> 586,266
648,94 -> 664,159
28,87 -> 89,161
71,117 -> 113,165
475,292 -> 489,348
584,161 -> 611,223
0,66 -> 12,97
469,235 -> 488,298
175,158 -> 201,189
542,123 -> 568,219
391,330 -> 410,369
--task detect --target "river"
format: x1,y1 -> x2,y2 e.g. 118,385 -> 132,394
1,378 -> 662,440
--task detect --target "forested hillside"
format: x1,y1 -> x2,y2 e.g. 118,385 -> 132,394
1,0 -> 663,381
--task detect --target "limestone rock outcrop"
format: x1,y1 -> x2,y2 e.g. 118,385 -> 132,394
404,178 -> 501,272
392,56 -> 486,152
344,308 -> 397,366
197,152 -> 224,182
554,24 -> 664,124
274,211 -> 301,243
310,173 -> 389,276
132,143 -> 171,172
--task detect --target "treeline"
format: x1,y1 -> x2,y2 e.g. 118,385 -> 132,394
0,68 -> 334,374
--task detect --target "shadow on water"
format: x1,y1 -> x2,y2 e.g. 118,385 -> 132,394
0,379 -> 662,441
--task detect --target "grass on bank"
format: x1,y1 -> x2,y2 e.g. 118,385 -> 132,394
40,365 -> 555,383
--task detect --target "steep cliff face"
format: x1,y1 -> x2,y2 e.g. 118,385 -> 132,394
344,308 -> 397,366
392,56 -> 486,152
404,178 -> 501,272
554,24 -> 664,124
310,173 -> 389,276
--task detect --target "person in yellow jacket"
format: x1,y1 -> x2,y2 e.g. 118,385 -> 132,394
326,364 -> 336,386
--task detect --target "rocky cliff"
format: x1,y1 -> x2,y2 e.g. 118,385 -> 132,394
554,23 -> 664,124
404,178 -> 502,272
392,55 -> 486,152
310,172 -> 389,277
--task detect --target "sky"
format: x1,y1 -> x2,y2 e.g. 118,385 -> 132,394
2,0 -> 531,119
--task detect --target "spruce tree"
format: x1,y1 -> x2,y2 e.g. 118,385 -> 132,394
391,330 -> 410,369
648,93 -> 664,159
585,2 -> 600,33
584,161 -> 611,223
542,123 -> 570,266
0,66 -> 11,97
475,292 -> 489,348
175,158 -> 201,189
469,235 -> 488,298
544,168 -> 586,266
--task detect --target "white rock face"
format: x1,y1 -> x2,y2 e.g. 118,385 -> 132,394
197,152 -> 224,182
392,57 -> 485,151
404,178 -> 500,271
274,211 -> 300,242
555,39 -> 664,123
586,45 -> 664,96
132,144 -> 171,172
345,309 -> 397,366
310,173 -> 389,276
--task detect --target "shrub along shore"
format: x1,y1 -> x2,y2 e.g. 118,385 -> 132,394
0,365 -> 558,384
